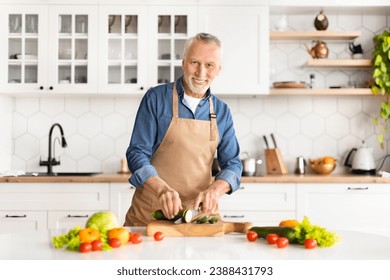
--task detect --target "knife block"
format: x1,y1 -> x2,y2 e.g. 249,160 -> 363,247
265,148 -> 288,175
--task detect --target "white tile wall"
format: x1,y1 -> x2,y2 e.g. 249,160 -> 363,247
6,10 -> 390,175
8,94 -> 388,175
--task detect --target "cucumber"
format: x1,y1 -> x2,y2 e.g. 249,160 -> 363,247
151,209 -> 184,221
249,226 -> 297,243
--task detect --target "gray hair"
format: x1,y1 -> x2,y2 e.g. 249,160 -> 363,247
183,33 -> 222,59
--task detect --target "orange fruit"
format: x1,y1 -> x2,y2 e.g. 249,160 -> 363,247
78,228 -> 100,243
322,157 -> 335,165
279,219 -> 299,228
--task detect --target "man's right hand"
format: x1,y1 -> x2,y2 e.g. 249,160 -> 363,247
157,188 -> 183,219
144,176 -> 183,219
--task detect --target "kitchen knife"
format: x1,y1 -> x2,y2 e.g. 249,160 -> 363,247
263,135 -> 269,149
270,133 -> 278,148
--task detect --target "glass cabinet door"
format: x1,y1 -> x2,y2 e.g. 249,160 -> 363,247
157,15 -> 188,84
98,6 -> 147,94
7,13 -> 40,86
48,5 -> 97,94
148,6 -> 197,87
107,14 -> 139,84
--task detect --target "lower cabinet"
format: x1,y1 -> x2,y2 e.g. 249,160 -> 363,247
2,181 -> 390,237
219,183 -> 297,226
0,210 -> 47,233
0,183 -> 110,233
109,183 -> 135,226
297,183 -> 390,237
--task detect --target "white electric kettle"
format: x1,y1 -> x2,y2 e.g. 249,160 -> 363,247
344,141 -> 376,175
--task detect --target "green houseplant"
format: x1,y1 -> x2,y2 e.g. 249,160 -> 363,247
371,29 -> 390,149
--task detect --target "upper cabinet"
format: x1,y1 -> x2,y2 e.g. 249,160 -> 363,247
97,6 -> 148,94
0,4 -> 98,95
198,5 -> 269,95
95,4 -> 197,94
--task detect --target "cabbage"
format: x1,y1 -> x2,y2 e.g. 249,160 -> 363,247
85,211 -> 119,233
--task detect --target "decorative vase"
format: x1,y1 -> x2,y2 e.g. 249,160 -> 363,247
314,10 -> 329,31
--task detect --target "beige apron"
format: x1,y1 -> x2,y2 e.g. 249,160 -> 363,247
124,83 -> 219,226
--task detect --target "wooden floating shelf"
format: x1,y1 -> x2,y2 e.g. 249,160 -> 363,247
270,31 -> 361,41
270,88 -> 374,96
304,59 -> 371,67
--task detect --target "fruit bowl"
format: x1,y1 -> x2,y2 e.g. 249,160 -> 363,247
309,157 -> 336,175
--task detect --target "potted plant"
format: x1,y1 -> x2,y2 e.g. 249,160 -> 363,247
371,29 -> 390,149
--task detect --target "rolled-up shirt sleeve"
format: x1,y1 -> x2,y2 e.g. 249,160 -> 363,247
126,89 -> 160,188
214,104 -> 242,193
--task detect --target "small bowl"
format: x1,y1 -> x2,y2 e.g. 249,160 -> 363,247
310,162 -> 336,175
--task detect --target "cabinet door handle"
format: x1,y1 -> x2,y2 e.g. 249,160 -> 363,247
67,215 -> 89,218
49,86 -> 53,90
223,215 -> 245,219
5,214 -> 27,218
347,187 -> 369,190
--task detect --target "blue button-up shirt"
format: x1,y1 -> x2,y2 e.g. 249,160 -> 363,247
126,76 -> 242,193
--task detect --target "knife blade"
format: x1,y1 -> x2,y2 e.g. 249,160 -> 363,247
263,135 -> 269,149
270,133 -> 277,148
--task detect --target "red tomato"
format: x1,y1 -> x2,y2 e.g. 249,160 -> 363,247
130,233 -> 143,244
91,239 -> 103,251
246,231 -> 258,242
276,237 -> 289,248
79,242 -> 92,253
128,232 -> 132,242
154,231 -> 164,241
266,233 -> 279,245
304,238 -> 317,249
109,238 -> 121,248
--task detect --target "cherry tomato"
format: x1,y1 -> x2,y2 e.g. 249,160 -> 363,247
91,239 -> 103,251
304,238 -> 317,249
154,231 -> 164,241
246,231 -> 258,242
79,242 -> 92,253
276,237 -> 289,248
130,233 -> 143,244
109,238 -> 121,248
266,233 -> 279,245
128,232 -> 132,242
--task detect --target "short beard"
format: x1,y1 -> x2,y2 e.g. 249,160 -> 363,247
185,76 -> 209,96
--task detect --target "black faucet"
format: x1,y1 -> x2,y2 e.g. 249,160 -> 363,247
39,123 -> 67,174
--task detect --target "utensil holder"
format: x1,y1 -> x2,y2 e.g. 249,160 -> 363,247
265,148 -> 288,175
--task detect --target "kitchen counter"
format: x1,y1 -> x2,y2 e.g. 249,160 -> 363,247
1,228 -> 390,260
1,173 -> 390,184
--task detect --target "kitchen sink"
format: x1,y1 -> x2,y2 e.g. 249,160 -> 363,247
19,172 -> 101,177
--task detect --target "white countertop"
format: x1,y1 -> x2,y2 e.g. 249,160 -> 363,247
1,228 -> 389,260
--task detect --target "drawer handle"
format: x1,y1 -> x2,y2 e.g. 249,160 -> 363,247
67,215 -> 89,218
6,215 -> 27,218
223,215 -> 245,218
347,187 -> 369,190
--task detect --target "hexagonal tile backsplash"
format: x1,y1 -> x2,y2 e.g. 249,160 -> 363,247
8,11 -> 390,174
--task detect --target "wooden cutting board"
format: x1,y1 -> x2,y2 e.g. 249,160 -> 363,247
146,220 -> 253,237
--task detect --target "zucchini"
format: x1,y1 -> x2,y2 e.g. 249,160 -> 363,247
151,209 -> 184,221
249,226 -> 297,243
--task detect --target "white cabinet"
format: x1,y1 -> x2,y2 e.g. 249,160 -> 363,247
98,5 -> 197,94
47,211 -> 97,230
0,4 -> 98,94
219,183 -> 296,225
297,183 -> 390,237
109,183 -> 135,226
198,5 -> 270,95
0,183 -> 110,232
0,211 -> 47,233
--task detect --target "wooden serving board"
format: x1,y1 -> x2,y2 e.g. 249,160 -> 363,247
146,220 -> 253,237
